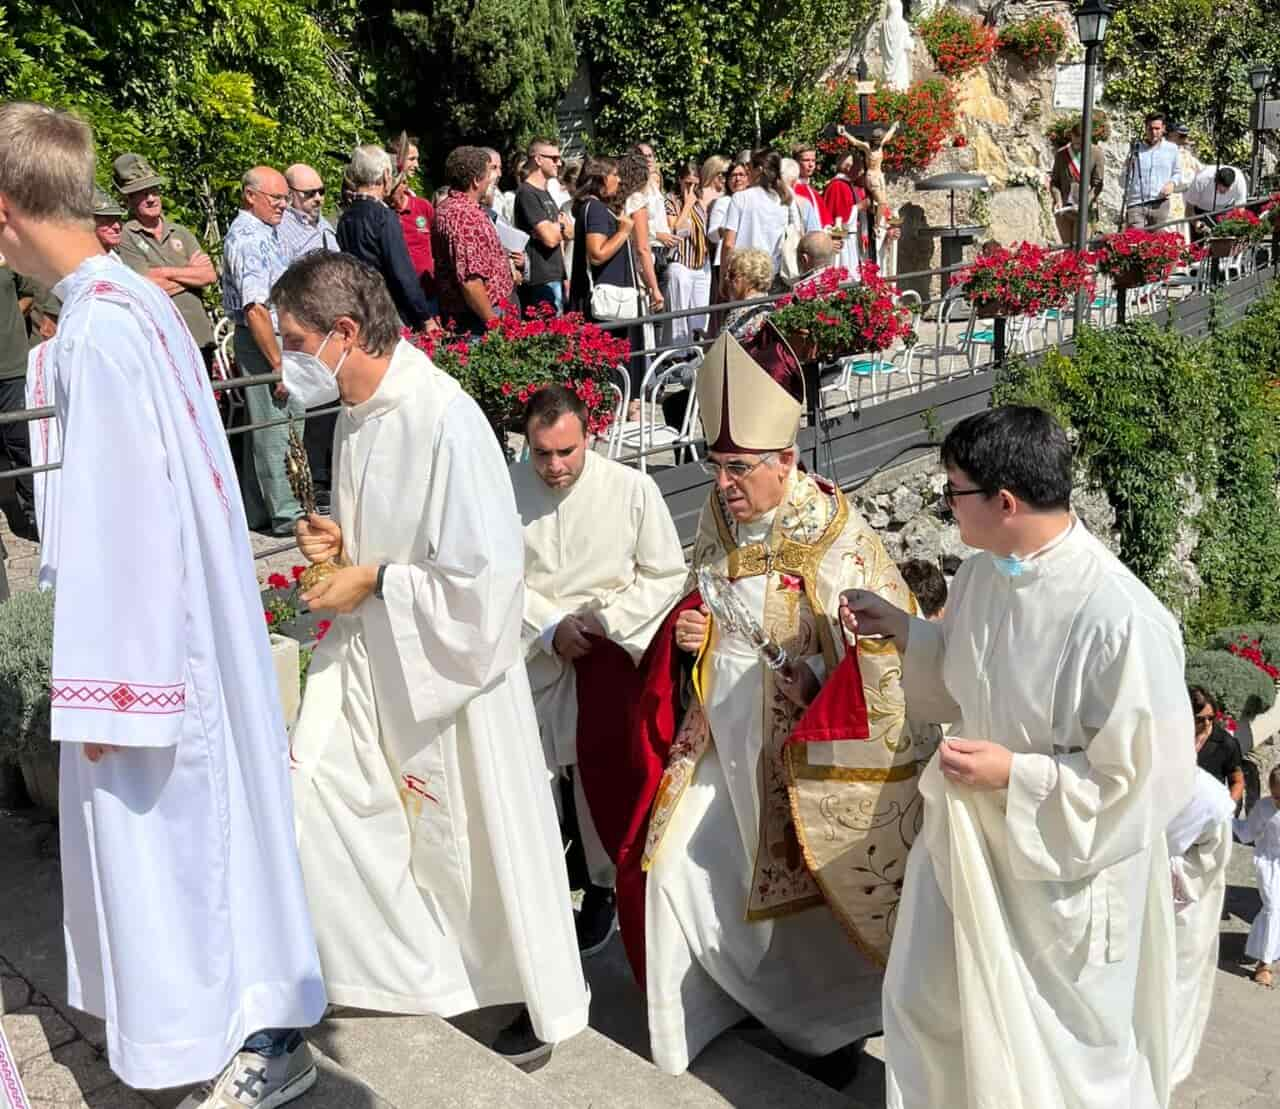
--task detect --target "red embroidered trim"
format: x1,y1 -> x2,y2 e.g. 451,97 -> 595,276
402,772 -> 439,804
50,679 -> 186,715
32,343 -> 50,461
89,280 -> 231,518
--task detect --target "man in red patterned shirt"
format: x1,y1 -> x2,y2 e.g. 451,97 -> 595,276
431,145 -> 514,335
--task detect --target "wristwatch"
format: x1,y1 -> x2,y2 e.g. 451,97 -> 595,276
374,564 -> 389,600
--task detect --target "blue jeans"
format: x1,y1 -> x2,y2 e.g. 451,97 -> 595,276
518,281 -> 564,317
243,1029 -> 301,1057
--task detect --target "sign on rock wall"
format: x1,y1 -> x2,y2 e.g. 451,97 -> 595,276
1053,63 -> 1106,110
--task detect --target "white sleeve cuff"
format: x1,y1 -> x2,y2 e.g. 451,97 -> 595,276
540,614 -> 566,655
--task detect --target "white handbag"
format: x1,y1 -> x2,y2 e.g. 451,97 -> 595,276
778,197 -> 808,286
586,201 -> 642,321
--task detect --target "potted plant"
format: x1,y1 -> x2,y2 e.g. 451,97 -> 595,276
770,263 -> 918,364
411,308 -> 628,447
1207,207 -> 1264,257
816,78 -> 959,177
917,9 -> 999,76
997,15 -> 1067,65
1046,112 -> 1111,148
1093,228 -> 1201,290
0,589 -> 56,810
957,241 -> 1094,317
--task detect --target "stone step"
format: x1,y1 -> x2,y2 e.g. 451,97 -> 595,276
309,1012 -> 575,1109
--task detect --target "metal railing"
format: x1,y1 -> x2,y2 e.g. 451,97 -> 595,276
0,194 -> 1274,556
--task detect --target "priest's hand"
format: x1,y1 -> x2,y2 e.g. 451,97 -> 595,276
553,615 -> 594,660
302,564 -> 377,614
777,660 -> 820,709
577,612 -> 607,639
938,738 -> 1012,790
296,513 -> 342,564
675,606 -> 709,654
839,589 -> 910,644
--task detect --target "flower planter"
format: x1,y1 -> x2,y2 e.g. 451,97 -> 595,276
19,747 -> 59,813
1207,237 -> 1242,259
1110,267 -> 1148,292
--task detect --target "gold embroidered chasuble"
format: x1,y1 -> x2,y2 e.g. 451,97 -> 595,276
643,468 -> 936,965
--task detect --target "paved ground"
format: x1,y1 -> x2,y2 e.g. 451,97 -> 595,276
2,797 -> 1277,1109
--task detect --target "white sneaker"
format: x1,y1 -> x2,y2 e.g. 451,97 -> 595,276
178,1040 -> 317,1109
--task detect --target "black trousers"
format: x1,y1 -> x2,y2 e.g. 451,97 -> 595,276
0,376 -> 34,518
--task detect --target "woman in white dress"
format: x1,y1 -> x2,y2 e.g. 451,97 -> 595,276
706,158 -> 747,336
1235,766 -> 1280,986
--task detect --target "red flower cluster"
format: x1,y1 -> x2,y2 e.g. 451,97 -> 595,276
1092,229 -> 1201,284
817,78 -> 958,176
952,134 -> 968,148
1227,636 -> 1280,681
917,9 -> 998,76
1215,207 -> 1265,242
409,303 -> 630,437
770,263 -> 917,361
958,241 -> 1095,315
997,15 -> 1067,64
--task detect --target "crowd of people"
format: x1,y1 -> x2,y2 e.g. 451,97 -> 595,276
0,129 -> 906,542
0,94 -> 1274,1109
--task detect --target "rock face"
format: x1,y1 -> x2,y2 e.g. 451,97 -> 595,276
850,455 -> 1119,575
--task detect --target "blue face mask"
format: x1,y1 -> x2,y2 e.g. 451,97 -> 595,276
992,554 -> 1027,578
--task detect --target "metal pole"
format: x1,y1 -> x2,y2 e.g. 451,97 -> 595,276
1073,40 -> 1099,333
1250,90 -> 1264,194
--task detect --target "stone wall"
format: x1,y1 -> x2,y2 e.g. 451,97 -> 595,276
850,453 -> 1117,571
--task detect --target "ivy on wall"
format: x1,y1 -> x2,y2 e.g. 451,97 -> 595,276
994,283 -> 1280,642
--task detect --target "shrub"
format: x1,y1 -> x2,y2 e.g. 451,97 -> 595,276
917,9 -> 999,76
1209,626 -> 1280,666
1046,112 -> 1111,147
0,590 -> 54,762
1185,648 -> 1276,720
816,78 -> 959,176
998,15 -> 1067,64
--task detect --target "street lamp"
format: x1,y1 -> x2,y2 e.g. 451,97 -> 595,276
1073,0 -> 1112,331
1249,62 -> 1271,192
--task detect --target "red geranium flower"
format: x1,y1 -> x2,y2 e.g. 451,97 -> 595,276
267,572 -> 289,590
291,565 -> 307,581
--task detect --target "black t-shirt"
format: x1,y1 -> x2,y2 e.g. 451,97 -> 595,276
1197,725 -> 1243,784
514,183 -> 567,286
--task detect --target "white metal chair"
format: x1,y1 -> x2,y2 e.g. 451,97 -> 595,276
212,316 -> 234,381
602,364 -> 631,461
612,347 -> 704,471
912,285 -> 971,383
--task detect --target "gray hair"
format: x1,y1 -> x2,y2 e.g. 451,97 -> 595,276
271,252 -> 402,358
779,157 -> 801,187
346,144 -> 393,189
0,101 -> 96,222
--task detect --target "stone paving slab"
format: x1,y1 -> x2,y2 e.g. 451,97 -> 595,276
4,797 -> 1280,1108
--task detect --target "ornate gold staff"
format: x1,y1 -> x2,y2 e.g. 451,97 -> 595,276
285,426 -> 346,592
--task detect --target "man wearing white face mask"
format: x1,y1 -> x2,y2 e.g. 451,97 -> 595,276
840,405 -> 1195,1109
274,251 -> 589,1064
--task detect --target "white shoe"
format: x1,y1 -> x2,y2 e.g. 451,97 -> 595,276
178,1039 -> 317,1109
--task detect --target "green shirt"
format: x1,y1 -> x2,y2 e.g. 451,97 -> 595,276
116,219 -> 215,348
0,266 -> 30,381
15,273 -> 60,350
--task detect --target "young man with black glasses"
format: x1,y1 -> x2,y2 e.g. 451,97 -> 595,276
514,137 -> 570,315
843,404 -> 1195,1109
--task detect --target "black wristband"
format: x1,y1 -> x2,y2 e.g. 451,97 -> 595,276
375,564 -> 389,600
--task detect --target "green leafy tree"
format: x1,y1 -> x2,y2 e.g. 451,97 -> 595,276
0,0 -> 375,243
575,0 -> 880,162
1102,0 -> 1278,166
356,0 -> 577,175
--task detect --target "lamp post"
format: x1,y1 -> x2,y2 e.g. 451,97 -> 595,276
1073,0 -> 1111,333
1249,62 -> 1271,193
